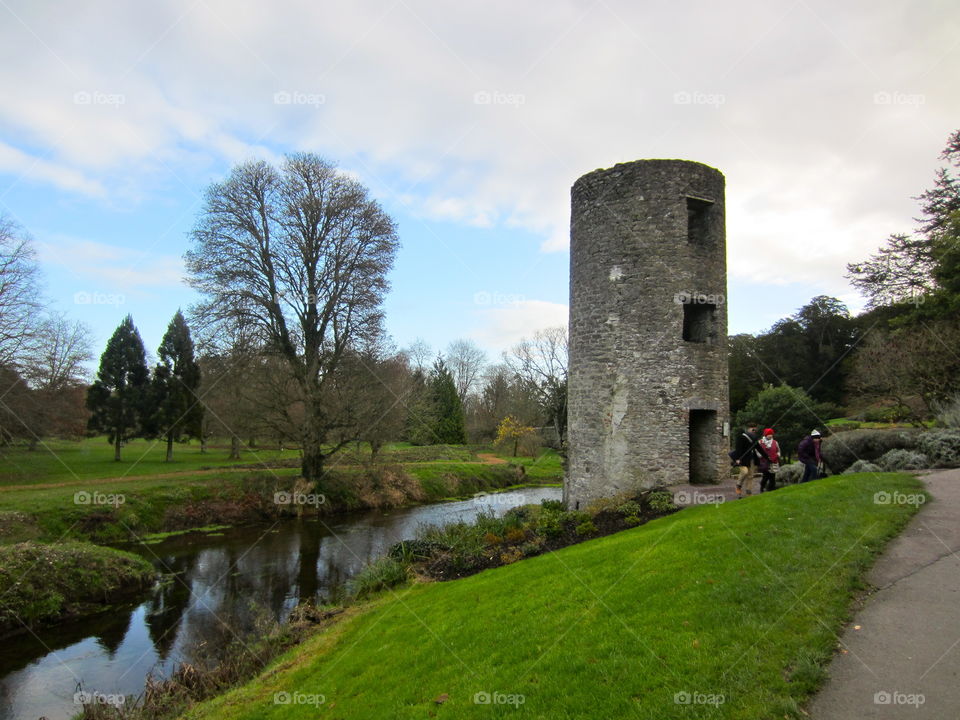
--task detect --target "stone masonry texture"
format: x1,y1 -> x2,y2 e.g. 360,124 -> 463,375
564,159 -> 729,510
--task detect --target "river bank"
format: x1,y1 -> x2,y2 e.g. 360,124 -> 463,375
0,541 -> 156,638
0,486 -> 563,720
178,472 -> 923,720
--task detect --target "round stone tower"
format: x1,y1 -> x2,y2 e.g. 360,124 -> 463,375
565,159 -> 729,510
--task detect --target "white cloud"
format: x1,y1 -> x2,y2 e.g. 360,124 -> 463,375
469,300 -> 568,355
0,0 -> 956,303
37,236 -> 184,294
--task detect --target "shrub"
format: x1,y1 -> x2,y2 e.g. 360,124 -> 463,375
646,491 -> 676,513
349,557 -> 409,599
541,499 -> 565,512
520,540 -> 544,556
615,500 -> 643,517
877,449 -> 930,471
934,394 -> 960,429
482,532 -> 502,546
777,462 -> 805,484
820,429 -> 921,473
861,404 -> 911,423
843,460 -> 882,474
504,527 -> 527,544
917,430 -> 960,467
499,547 -> 523,564
575,520 -> 598,537
537,511 -> 564,538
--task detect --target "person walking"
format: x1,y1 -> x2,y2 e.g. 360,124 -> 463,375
733,422 -> 762,497
758,428 -> 780,492
797,429 -> 823,483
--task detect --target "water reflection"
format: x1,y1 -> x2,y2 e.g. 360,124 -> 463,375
0,486 -> 560,720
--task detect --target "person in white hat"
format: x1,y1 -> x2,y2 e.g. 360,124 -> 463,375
797,429 -> 823,483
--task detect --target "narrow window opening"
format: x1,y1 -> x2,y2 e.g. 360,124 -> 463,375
682,303 -> 717,344
686,196 -> 713,244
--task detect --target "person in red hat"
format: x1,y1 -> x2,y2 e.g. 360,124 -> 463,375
758,428 -> 781,492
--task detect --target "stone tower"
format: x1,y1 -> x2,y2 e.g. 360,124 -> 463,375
565,159 -> 729,510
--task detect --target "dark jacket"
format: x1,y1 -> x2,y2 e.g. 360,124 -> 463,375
797,435 -> 821,464
733,429 -> 761,466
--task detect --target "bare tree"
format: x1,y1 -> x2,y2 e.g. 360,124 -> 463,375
446,338 -> 486,403
504,326 -> 568,446
185,154 -> 399,483
0,214 -> 43,367
21,312 -> 93,391
404,338 -> 432,373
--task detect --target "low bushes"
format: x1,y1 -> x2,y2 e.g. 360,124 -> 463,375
916,430 -> 960,467
820,429 -> 922,473
878,449 -> 930,471
380,489 -> 678,583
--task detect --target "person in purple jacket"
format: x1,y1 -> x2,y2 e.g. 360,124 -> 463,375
797,429 -> 823,483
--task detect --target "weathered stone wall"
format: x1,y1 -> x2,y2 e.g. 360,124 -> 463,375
564,159 -> 729,510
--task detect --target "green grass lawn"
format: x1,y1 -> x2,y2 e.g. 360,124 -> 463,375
182,472 -> 923,720
0,437 -> 295,487
0,440 -> 562,544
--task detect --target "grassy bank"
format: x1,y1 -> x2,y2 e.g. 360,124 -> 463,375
0,446 -> 563,544
179,472 -> 922,720
0,541 -> 156,637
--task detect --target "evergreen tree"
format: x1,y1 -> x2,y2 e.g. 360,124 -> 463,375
430,358 -> 467,444
150,310 -> 202,462
847,128 -> 960,313
87,315 -> 150,461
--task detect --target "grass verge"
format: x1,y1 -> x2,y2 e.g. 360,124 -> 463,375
0,541 -> 156,637
178,472 -> 922,720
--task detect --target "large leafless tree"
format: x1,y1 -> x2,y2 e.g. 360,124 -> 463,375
0,214 -> 43,368
446,338 -> 486,403
505,326 -> 568,446
185,154 -> 399,483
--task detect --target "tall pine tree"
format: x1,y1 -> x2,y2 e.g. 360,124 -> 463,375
150,310 -> 202,462
87,315 -> 150,461
430,358 -> 467,444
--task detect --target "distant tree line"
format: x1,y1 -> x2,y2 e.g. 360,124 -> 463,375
731,128 -> 960,426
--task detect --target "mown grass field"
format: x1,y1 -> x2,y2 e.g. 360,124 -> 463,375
0,439 -> 563,543
183,472 -> 923,720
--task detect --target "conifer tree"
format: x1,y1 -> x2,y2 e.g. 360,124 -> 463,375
87,315 -> 150,461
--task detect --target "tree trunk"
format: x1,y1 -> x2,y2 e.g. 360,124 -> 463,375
301,403 -> 325,482
114,435 -> 122,461
200,434 -> 207,454
513,438 -> 518,457
229,435 -> 241,460
166,433 -> 174,462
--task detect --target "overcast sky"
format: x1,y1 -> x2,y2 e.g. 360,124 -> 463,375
1,0 -> 957,366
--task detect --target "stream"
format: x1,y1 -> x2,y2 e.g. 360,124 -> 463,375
0,486 -> 562,720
